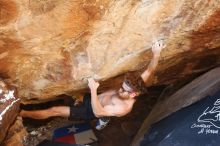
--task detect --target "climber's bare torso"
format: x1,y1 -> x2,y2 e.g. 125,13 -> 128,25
97,90 -> 136,117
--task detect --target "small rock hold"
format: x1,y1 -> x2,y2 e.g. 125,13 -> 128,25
30,130 -> 38,136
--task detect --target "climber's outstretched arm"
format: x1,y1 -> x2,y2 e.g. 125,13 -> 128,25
141,40 -> 165,84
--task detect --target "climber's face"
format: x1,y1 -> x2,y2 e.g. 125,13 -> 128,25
118,87 -> 131,99
118,81 -> 139,99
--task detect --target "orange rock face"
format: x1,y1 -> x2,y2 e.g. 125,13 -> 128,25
0,0 -> 220,103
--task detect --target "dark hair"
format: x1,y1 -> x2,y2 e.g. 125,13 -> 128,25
124,72 -> 147,94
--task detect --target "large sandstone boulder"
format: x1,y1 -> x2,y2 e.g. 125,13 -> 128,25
0,0 -> 220,103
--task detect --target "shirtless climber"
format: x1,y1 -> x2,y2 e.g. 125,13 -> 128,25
20,40 -> 165,130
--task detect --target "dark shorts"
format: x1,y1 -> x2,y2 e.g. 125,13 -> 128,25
68,93 -> 96,121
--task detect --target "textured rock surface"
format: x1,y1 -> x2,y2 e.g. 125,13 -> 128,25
2,117 -> 27,146
0,0 -> 220,103
0,80 -> 20,143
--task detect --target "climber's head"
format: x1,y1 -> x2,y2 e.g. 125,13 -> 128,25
118,80 -> 140,99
